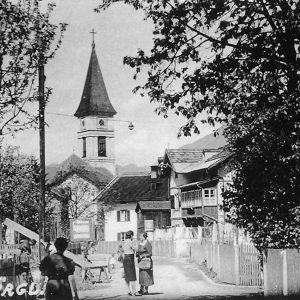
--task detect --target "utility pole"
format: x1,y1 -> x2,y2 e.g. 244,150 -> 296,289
35,0 -> 46,244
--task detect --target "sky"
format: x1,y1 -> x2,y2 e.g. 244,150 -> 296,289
4,0 -> 219,167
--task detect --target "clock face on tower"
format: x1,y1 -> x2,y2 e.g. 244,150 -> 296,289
97,118 -> 106,128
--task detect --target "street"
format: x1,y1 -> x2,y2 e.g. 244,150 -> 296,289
77,256 -> 264,300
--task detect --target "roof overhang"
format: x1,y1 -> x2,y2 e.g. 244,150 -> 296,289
171,176 -> 222,190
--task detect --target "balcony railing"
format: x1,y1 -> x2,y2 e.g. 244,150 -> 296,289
181,190 -> 202,208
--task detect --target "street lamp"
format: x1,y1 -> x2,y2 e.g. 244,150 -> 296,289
111,119 -> 134,130
46,112 -> 135,130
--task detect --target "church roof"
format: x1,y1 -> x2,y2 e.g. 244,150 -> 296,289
46,153 -> 114,188
74,45 -> 117,118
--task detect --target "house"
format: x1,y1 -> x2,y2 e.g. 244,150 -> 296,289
46,153 -> 113,239
95,168 -> 169,241
160,145 -> 232,230
135,200 -> 171,238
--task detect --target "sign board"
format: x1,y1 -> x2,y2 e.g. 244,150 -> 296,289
144,220 -> 154,232
70,218 -> 94,242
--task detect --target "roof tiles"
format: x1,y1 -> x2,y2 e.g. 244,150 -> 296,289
74,46 -> 117,118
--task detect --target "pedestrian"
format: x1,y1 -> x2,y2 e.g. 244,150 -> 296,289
117,244 -> 124,263
123,230 -> 140,296
39,237 -> 79,300
137,231 -> 154,295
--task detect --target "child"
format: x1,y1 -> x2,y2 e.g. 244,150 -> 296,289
117,244 -> 124,263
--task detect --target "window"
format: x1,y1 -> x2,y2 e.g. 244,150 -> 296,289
98,136 -> 106,157
174,193 -> 180,210
81,119 -> 85,129
117,232 -> 126,241
82,137 -> 86,158
150,183 -> 156,191
203,188 -> 216,205
117,210 -> 130,222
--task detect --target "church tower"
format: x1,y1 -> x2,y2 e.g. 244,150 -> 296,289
74,39 -> 117,176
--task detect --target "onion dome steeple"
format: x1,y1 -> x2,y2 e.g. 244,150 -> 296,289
74,39 -> 117,118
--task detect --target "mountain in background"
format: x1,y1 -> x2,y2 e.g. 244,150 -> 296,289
117,126 -> 227,175
116,164 -> 150,176
46,127 -> 227,177
180,125 -> 227,150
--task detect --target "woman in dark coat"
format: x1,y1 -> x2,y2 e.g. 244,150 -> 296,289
123,230 -> 139,296
137,231 -> 154,295
39,237 -> 79,300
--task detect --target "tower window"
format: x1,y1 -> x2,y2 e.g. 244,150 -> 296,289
82,137 -> 86,158
98,136 -> 106,157
81,119 -> 85,129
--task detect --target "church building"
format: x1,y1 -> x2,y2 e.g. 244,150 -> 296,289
74,40 -> 117,176
46,39 -> 118,239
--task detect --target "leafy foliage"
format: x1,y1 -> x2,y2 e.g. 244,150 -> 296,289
0,0 -> 67,135
0,142 -> 56,236
50,169 -> 116,238
96,0 -> 300,249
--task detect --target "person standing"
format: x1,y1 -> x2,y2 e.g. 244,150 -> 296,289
137,231 -> 154,295
123,230 -> 140,296
39,237 -> 79,300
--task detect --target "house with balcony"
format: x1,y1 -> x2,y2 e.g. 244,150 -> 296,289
160,148 -> 232,229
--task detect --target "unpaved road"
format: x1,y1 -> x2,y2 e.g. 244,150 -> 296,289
77,256 -> 264,300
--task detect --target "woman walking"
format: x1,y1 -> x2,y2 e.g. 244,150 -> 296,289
137,231 -> 154,295
39,237 -> 79,300
123,230 -> 140,296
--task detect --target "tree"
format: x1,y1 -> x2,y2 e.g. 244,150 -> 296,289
0,143 -> 56,238
96,1 -> 300,249
49,167 -> 114,238
0,0 -> 67,135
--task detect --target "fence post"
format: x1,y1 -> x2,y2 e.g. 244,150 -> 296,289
234,245 -> 239,285
282,250 -> 288,296
263,251 -> 268,296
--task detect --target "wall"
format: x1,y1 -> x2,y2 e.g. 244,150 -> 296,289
264,249 -> 300,297
96,239 -> 175,257
105,203 -> 138,241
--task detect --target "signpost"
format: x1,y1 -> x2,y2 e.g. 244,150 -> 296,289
70,218 -> 95,242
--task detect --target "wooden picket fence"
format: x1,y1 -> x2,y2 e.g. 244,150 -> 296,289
0,244 -> 39,261
239,244 -> 263,286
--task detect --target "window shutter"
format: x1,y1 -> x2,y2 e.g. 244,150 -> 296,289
170,195 -> 175,209
117,211 -> 120,222
117,233 -> 121,241
127,210 -> 130,222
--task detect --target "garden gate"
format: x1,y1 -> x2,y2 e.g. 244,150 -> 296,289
239,244 -> 263,286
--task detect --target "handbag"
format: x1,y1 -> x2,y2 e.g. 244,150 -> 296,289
138,257 -> 151,269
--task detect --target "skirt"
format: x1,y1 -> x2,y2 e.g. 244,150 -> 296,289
123,254 -> 137,281
45,279 -> 73,300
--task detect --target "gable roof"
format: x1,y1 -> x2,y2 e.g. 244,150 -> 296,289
96,175 -> 168,203
180,149 -> 232,173
136,201 -> 170,212
46,153 -> 113,187
164,148 -> 222,173
74,45 -> 117,118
